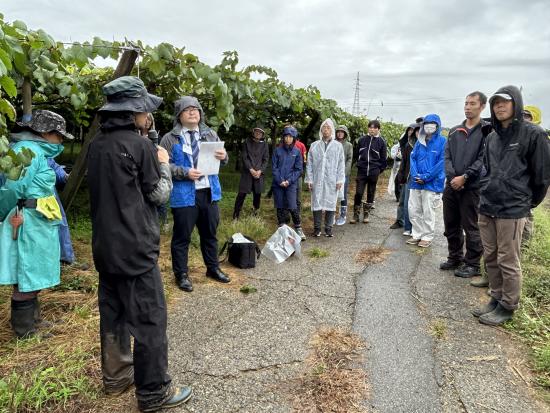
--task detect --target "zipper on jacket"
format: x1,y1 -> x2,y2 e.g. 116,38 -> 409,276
367,137 -> 372,174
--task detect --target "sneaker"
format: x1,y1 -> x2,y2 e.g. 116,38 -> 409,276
312,230 -> 321,237
454,265 -> 481,278
325,231 -> 334,238
439,260 -> 462,270
406,238 -> 420,245
418,240 -> 432,248
295,227 -> 307,241
402,230 -> 412,237
390,221 -> 403,229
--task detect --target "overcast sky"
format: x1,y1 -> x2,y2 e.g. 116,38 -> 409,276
3,0 -> 550,128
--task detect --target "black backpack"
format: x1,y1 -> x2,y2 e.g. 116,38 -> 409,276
219,235 -> 261,269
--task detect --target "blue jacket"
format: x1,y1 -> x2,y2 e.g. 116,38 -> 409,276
271,144 -> 303,209
160,124 -> 227,208
409,114 -> 446,193
48,159 -> 75,264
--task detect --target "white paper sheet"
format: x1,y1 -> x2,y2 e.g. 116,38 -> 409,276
197,141 -> 225,175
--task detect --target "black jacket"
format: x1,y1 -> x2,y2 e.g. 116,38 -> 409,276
479,85 -> 550,218
88,112 -> 162,276
445,119 -> 491,190
238,137 -> 269,194
356,135 -> 387,176
396,137 -> 417,185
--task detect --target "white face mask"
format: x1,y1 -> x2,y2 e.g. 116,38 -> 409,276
423,124 -> 437,134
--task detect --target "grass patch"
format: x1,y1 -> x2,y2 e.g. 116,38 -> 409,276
308,247 -> 329,259
239,284 -> 257,294
505,205 -> 550,393
291,327 -> 368,413
355,246 -> 391,266
430,319 -> 447,340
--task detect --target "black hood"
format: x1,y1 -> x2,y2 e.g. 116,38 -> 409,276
99,111 -> 137,131
489,85 -> 524,135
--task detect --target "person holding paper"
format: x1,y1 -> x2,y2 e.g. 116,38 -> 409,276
160,96 -> 229,292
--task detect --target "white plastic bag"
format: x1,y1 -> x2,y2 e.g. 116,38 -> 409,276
261,225 -> 302,264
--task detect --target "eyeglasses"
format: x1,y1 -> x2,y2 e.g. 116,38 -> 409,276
182,107 -> 199,114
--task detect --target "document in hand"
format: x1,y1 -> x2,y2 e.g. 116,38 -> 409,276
197,141 -> 225,175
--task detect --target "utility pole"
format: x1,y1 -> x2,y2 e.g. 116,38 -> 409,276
352,72 -> 361,116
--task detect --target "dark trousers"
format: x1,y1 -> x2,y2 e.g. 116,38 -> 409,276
276,208 -> 301,227
233,192 -> 261,218
98,266 -> 171,406
394,176 -> 401,201
171,189 -> 220,275
396,183 -> 405,225
442,186 -> 483,267
313,210 -> 335,233
354,174 -> 379,205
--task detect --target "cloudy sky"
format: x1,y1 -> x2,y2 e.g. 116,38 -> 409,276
2,0 -> 550,128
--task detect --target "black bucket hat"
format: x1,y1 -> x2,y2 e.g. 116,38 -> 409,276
17,109 -> 75,140
99,76 -> 163,113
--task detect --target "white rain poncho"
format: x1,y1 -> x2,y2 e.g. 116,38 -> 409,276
305,118 -> 345,211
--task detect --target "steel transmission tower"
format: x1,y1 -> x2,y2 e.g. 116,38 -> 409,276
352,72 -> 361,116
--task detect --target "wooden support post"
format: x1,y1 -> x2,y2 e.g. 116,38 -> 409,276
60,49 -> 139,210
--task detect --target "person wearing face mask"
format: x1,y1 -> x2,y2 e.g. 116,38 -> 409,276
472,86 -> 550,326
350,120 -> 387,224
233,126 -> 269,219
406,114 -> 446,248
88,76 -> 191,412
440,91 -> 492,280
305,119 -> 345,237
0,110 -> 73,339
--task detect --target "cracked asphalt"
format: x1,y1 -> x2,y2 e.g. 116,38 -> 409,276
163,193 -> 548,413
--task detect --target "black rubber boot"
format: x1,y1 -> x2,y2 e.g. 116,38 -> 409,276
478,303 -> 515,326
350,205 -> 361,224
472,297 -> 498,318
11,298 -> 37,338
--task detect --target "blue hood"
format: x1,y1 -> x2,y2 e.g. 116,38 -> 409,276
418,113 -> 443,144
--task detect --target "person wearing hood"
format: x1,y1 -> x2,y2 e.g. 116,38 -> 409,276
473,86 -> 550,327
350,120 -> 387,224
0,110 -> 72,339
441,91 -> 491,280
87,76 -> 191,412
406,114 -> 446,248
305,119 -> 345,237
271,126 -> 306,240
160,96 -> 229,293
394,123 -> 420,236
390,123 -> 417,229
232,126 -> 269,219
335,125 -> 353,225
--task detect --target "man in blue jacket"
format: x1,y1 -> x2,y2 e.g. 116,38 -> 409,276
406,114 -> 446,248
160,96 -> 229,292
